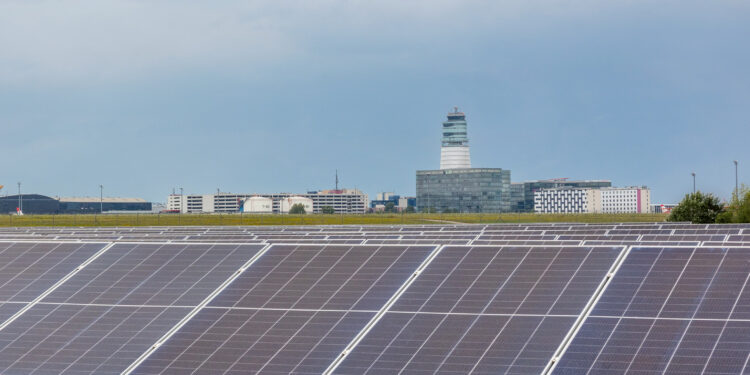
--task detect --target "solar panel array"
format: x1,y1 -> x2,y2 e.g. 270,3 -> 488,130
0,222 -> 747,374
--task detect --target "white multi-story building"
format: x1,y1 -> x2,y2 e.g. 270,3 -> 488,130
534,188 -> 596,213
534,186 -> 650,214
166,189 -> 368,214
598,187 -> 651,214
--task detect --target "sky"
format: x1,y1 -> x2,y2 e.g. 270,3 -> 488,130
1,0 -> 749,204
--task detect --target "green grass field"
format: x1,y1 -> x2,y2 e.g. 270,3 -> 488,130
0,212 -> 668,227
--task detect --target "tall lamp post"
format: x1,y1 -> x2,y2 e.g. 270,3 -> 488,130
691,172 -> 696,194
17,182 -> 21,213
734,160 -> 739,201
99,185 -> 103,213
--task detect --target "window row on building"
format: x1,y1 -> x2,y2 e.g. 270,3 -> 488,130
166,189 -> 368,214
534,187 -> 651,214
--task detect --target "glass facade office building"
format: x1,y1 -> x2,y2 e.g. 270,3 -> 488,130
416,168 -> 511,213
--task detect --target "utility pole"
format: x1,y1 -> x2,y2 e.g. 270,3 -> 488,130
335,170 -> 339,190
17,182 -> 21,213
691,172 -> 696,194
734,160 -> 739,201
99,185 -> 103,213
179,187 -> 184,214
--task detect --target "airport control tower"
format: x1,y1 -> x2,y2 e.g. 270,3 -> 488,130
440,107 -> 471,169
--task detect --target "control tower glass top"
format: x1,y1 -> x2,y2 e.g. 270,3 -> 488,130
442,107 -> 469,147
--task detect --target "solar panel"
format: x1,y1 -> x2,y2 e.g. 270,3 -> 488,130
728,235 -> 750,242
333,245 -> 624,374
42,243 -> 265,306
0,303 -> 190,374
0,242 -> 106,301
641,234 -> 728,242
552,246 -> 750,374
133,244 -> 437,374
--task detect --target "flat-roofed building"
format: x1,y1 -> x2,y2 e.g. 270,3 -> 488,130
166,189 -> 368,214
534,186 -> 650,214
57,197 -> 152,213
521,179 -> 612,212
598,187 -> 651,214
534,188 -> 596,213
417,168 -> 511,213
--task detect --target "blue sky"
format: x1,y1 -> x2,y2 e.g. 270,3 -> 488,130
1,0 -> 748,204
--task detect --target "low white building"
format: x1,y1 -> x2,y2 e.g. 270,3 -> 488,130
279,196 -> 313,214
533,188 -> 596,213
598,187 -> 651,214
242,196 -> 273,213
166,189 -> 368,214
534,186 -> 650,214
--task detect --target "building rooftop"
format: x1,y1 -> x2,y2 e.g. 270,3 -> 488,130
57,197 -> 148,203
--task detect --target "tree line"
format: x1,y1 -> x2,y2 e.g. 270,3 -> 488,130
668,185 -> 749,223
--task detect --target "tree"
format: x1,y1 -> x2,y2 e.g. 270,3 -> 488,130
321,206 -> 335,214
289,203 -> 306,214
385,202 -> 395,213
404,206 -> 416,213
668,191 -> 724,223
717,185 -> 750,223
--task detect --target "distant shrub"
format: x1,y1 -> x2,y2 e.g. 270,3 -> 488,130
668,191 -> 724,223
289,203 -> 306,214
719,185 -> 750,223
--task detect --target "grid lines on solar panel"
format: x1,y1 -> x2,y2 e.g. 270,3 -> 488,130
134,244 -> 437,374
42,243 -> 265,306
0,242 -> 105,302
552,246 -> 750,375
0,303 -> 190,374
209,244 -> 436,310
334,246 -> 623,375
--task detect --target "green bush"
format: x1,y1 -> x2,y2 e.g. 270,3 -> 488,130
289,203 -> 306,215
720,185 -> 750,223
668,191 -> 725,223
321,206 -> 335,214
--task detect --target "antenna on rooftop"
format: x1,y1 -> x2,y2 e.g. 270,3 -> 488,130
454,106 -> 458,113
335,170 -> 339,190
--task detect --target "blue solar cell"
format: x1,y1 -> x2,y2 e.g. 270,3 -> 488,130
336,246 -> 623,374
553,246 -> 750,374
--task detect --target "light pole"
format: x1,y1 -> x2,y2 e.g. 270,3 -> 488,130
734,160 -> 739,201
99,185 -> 103,213
691,172 -> 696,194
179,187 -> 184,214
17,182 -> 21,213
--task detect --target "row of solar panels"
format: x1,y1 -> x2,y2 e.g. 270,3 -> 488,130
0,222 -> 748,234
0,238 -> 748,374
1,223 -> 749,248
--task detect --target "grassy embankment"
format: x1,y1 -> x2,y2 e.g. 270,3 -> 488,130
0,213 -> 668,227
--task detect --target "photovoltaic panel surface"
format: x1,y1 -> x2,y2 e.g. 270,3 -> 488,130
42,243 -> 265,306
209,244 -> 436,310
0,242 -> 105,302
0,304 -> 190,374
552,246 -> 750,375
134,244 -> 437,374
135,308 -> 373,375
334,246 -> 623,375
